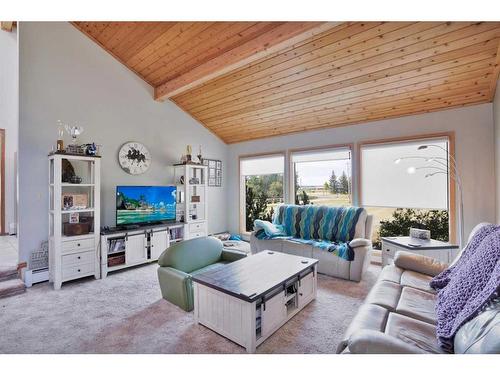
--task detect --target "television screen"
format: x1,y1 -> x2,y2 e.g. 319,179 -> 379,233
116,186 -> 176,226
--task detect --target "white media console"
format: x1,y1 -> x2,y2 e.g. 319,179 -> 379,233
100,222 -> 184,278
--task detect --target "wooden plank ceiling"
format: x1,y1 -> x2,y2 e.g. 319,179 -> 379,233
73,22 -> 500,144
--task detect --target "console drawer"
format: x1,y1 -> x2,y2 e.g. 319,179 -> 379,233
62,250 -> 95,267
189,222 -> 206,233
188,232 -> 205,239
62,238 -> 95,253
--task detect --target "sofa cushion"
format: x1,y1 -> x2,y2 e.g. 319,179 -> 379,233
365,280 -> 402,311
394,250 -> 448,277
282,240 -> 313,258
401,270 -> 435,294
378,264 -> 404,284
385,312 -> 444,354
396,286 -> 437,325
312,247 -> 350,279
454,298 -> 500,354
337,304 -> 389,354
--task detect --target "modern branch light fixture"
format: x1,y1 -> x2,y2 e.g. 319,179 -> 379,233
394,144 -> 464,249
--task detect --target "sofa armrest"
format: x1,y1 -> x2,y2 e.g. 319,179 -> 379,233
157,266 -> 194,311
393,250 -> 448,277
349,238 -> 372,248
349,243 -> 372,282
221,248 -> 247,262
347,330 -> 427,354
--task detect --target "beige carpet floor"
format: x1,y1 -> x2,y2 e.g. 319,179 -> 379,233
0,263 -> 380,354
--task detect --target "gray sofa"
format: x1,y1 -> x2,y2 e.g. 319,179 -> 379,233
337,223 -> 500,354
250,210 -> 373,282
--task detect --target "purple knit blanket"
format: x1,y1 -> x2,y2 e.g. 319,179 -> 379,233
430,224 -> 500,352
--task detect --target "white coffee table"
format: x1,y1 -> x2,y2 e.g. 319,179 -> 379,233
192,251 -> 318,353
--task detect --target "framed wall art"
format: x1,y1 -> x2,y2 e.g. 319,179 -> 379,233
202,158 -> 222,187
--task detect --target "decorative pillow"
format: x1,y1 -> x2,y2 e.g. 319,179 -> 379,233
254,219 -> 286,237
211,232 -> 231,241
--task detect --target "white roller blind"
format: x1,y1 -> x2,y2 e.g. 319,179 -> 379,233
291,148 -> 351,163
361,138 -> 449,209
240,155 -> 284,176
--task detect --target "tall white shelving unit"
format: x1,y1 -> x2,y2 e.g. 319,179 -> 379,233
173,164 -> 208,239
48,154 -> 101,290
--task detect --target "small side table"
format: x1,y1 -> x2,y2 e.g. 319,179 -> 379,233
381,236 -> 459,266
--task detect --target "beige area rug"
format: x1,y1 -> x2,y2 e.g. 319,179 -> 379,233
0,263 -> 379,354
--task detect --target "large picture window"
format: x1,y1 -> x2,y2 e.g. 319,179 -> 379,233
290,147 -> 352,206
360,137 -> 453,248
240,154 -> 285,233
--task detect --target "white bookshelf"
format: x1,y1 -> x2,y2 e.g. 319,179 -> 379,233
173,164 -> 208,239
48,154 -> 101,289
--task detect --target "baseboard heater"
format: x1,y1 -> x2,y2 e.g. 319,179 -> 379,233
24,268 -> 49,287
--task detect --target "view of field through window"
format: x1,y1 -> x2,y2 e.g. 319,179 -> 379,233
241,142 -> 450,248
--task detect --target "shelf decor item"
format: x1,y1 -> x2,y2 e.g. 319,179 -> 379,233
410,227 -> 431,240
61,193 -> 88,210
197,145 -> 203,164
56,120 -> 65,152
63,222 -> 91,236
65,124 -> 85,153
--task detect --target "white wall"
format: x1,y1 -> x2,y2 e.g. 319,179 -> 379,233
227,103 -> 496,241
494,80 -> 500,223
0,28 -> 19,235
18,22 -> 228,263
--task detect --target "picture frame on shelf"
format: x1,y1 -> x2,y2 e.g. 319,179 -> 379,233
203,158 -> 222,187
62,193 -> 88,210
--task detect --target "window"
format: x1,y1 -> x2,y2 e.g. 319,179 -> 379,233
240,154 -> 285,233
290,147 -> 352,206
360,137 -> 453,247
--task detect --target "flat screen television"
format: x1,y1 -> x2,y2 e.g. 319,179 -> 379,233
116,186 -> 176,226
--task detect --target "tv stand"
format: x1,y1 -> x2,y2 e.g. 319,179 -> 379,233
124,224 -> 141,230
100,221 -> 184,278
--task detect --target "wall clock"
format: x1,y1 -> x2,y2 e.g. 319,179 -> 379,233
118,142 -> 152,175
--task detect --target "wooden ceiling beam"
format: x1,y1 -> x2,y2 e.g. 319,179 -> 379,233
154,22 -> 339,101
489,40 -> 500,100
1,22 -> 15,32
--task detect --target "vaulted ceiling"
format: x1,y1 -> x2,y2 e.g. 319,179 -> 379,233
73,21 -> 500,144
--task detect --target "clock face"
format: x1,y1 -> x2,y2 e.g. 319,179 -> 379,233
118,142 -> 152,175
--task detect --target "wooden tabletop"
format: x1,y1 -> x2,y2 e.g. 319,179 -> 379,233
381,236 -> 459,250
192,251 -> 318,302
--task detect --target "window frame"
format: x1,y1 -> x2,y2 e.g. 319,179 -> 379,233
287,143 -> 354,206
238,151 -> 286,235
357,132 -> 456,243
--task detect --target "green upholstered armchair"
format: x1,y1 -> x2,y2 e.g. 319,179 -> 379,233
157,236 -> 246,311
